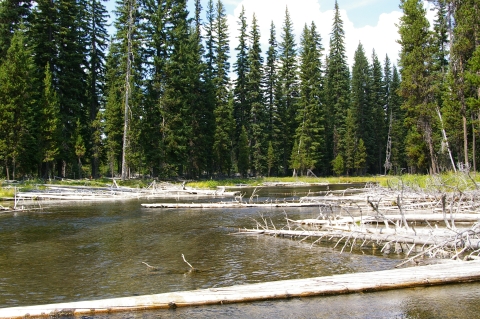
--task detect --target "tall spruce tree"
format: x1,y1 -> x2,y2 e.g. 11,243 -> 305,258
213,91 -> 234,175
0,27 -> 35,179
350,42 -> 371,172
141,0 -> 169,177
84,0 -> 109,178
264,21 -> 279,175
370,50 -> 386,173
448,0 -> 479,169
0,0 -> 32,60
292,22 -> 324,176
233,6 -> 249,152
246,13 -> 265,176
104,0 -> 143,178
277,7 -> 298,175
398,0 -> 439,173
211,0 -> 232,175
324,0 -> 350,172
38,63 -> 60,178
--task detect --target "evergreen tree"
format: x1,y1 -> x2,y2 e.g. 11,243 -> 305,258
350,43 -> 371,170
355,138 -> 367,175
104,0 -> 143,178
0,0 -> 32,60
141,0 -> 169,177
237,125 -> 249,177
293,22 -> 324,175
246,13 -> 265,176
160,0 -> 197,176
38,63 -> 60,178
233,6 -> 249,149
56,0 -> 89,177
398,0 -> 438,173
213,92 -> 234,175
266,141 -> 275,177
277,7 -> 298,175
343,108 -> 357,175
264,21 -> 279,175
325,0 -> 350,172
0,27 -> 35,179
212,0 -> 232,174
448,0 -> 479,168
84,0 -> 109,177
370,50 -> 387,173
389,66 -> 407,173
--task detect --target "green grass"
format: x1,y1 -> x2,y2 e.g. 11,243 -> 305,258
1,172 -> 478,198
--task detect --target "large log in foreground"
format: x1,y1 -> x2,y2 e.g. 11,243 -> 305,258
1,260 -> 480,319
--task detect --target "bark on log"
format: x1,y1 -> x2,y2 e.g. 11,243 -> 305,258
1,260 -> 479,319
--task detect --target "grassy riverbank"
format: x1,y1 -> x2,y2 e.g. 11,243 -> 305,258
1,172 -> 479,199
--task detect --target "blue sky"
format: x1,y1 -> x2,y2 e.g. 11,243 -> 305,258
107,0 -> 436,67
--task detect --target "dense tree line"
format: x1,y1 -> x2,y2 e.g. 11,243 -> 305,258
0,0 -> 479,180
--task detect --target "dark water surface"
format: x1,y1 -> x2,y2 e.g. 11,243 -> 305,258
0,185 -> 479,318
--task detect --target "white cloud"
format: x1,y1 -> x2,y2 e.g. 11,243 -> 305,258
226,0 -> 403,71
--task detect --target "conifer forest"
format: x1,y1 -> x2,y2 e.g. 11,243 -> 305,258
0,0 -> 479,180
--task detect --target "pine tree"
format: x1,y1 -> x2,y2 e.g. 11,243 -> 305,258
350,43 -> 371,171
264,21 -> 279,175
233,6 -> 249,149
38,63 -> 60,178
84,0 -> 109,178
325,0 -> 350,172
277,7 -> 298,175
161,0 -> 196,176
213,92 -> 234,175
355,138 -> 367,175
237,125 -> 249,177
141,0 -> 169,177
343,108 -> 357,175
246,13 -> 265,176
389,66 -> 407,173
57,0 -> 89,177
398,0 -> 438,173
0,27 -> 35,179
293,22 -> 324,175
212,0 -> 232,175
104,0 -> 143,178
448,0 -> 479,168
0,0 -> 32,60
370,50 -> 386,173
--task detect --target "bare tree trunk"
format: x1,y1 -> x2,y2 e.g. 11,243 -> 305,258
122,0 -> 135,181
436,107 -> 456,172
5,159 -> 9,181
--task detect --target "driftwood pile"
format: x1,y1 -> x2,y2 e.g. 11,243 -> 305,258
11,181 -> 240,202
237,176 -> 480,266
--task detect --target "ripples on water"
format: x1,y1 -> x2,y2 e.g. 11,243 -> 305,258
0,186 -> 479,317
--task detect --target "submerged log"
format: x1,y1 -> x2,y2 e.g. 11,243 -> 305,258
141,202 -> 324,209
1,260 -> 479,319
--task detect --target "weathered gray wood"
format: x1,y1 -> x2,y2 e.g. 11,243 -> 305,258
1,261 -> 479,319
141,202 -> 324,209
237,228 -> 480,250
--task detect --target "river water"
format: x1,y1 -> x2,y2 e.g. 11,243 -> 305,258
1,184 -> 479,318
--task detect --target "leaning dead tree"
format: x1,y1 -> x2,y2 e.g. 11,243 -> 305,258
236,174 -> 480,266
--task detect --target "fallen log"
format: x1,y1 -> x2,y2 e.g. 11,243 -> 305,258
141,202 -> 325,209
1,260 -> 479,319
236,228 -> 480,250
286,213 -> 480,226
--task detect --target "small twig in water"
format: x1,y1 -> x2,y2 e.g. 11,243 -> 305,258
182,254 -> 195,270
